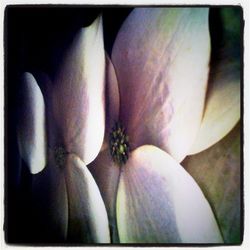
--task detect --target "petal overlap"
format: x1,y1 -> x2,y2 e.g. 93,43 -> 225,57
189,7 -> 241,154
101,55 -> 120,152
183,123 -> 241,243
116,145 -> 223,243
52,16 -> 105,165
105,54 -> 120,134
88,149 -> 120,242
189,58 -> 240,154
65,154 -> 110,243
112,8 -> 211,162
14,7 -> 241,245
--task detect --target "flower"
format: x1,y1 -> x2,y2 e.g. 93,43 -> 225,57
17,16 -> 110,243
89,8 -> 240,243
183,7 -> 241,243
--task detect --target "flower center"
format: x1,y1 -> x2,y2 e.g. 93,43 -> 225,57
109,121 -> 130,165
54,146 -> 67,167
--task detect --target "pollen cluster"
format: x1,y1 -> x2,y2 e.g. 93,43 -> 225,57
109,122 -> 130,165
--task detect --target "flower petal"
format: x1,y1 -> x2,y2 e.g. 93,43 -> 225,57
189,60 -> 240,154
101,54 -> 120,152
88,149 -> 120,242
17,72 -> 47,174
112,8 -> 210,162
52,16 -> 105,165
182,122 -> 241,243
116,145 -> 223,243
33,72 -> 57,149
30,157 -> 68,242
189,8 -> 241,154
65,154 -> 110,243
105,54 -> 120,133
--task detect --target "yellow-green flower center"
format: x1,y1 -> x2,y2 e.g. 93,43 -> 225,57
109,122 -> 130,165
54,146 -> 67,167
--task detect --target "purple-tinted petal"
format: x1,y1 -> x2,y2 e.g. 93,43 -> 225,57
88,149 -> 120,242
183,123 -> 241,243
105,54 -> 120,134
17,72 -> 47,174
65,154 -> 110,243
100,54 -> 120,152
112,8 -> 210,162
52,16 -> 105,165
116,145 -> 223,243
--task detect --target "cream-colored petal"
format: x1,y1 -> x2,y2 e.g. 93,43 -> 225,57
189,8 -> 241,154
112,8 -> 210,162
88,149 -> 120,242
183,122 -> 241,243
52,16 -> 105,164
189,61 -> 240,154
31,157 -> 68,242
65,154 -> 110,243
17,72 -> 47,174
117,145 -> 223,243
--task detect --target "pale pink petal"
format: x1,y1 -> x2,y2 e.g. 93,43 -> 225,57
88,149 -> 120,241
112,8 -> 210,162
183,123 -> 241,243
105,54 -> 120,133
65,154 -> 110,243
101,54 -> 120,151
52,16 -> 105,165
116,145 -> 223,243
17,72 -> 47,174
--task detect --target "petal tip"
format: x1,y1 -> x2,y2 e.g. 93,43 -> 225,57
17,72 -> 47,174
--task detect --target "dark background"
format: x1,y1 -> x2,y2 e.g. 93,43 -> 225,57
4,6 -> 241,244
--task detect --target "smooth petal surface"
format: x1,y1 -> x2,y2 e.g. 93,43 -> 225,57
88,149 -> 120,241
65,154 -> 110,243
101,54 -> 120,152
31,154 -> 68,242
189,60 -> 240,154
52,16 -> 105,165
105,54 -> 120,133
33,72 -> 57,149
112,8 -> 210,162
189,8 -> 241,154
116,145 -> 223,243
17,72 -> 47,174
183,123 -> 241,243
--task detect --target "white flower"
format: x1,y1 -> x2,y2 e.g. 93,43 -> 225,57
17,16 -> 110,243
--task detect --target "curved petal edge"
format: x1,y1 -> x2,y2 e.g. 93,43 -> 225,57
116,145 -> 223,243
112,8 -> 211,162
52,15 -> 105,165
17,72 -> 47,174
65,154 -> 110,243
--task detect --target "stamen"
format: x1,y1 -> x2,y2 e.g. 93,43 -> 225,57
109,121 -> 130,165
